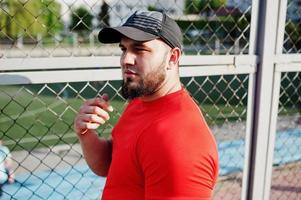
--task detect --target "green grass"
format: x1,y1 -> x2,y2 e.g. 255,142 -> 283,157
0,85 -> 126,151
2,84 -> 298,151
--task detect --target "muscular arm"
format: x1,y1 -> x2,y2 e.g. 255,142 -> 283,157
77,130 -> 112,176
74,95 -> 114,177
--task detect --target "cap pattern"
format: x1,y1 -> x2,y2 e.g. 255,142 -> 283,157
125,14 -> 162,34
98,10 -> 182,49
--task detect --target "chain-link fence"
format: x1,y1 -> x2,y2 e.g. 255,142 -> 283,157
284,0 -> 301,53
0,0 -> 301,199
269,0 -> 301,198
0,0 -> 253,58
0,74 -> 250,199
270,71 -> 301,200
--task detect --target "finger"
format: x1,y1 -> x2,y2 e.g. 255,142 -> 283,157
77,120 -> 101,131
83,98 -> 99,106
94,98 -> 114,112
81,114 -> 107,124
80,106 -> 110,120
83,95 -> 114,112
74,114 -> 103,136
85,122 -> 101,130
101,93 -> 109,101
81,98 -> 109,108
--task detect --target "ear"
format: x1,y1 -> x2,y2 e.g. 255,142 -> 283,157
168,47 -> 181,68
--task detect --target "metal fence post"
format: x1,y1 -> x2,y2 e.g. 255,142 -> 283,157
247,0 -> 287,199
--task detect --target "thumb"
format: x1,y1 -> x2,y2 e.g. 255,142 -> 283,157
101,93 -> 114,112
102,93 -> 109,102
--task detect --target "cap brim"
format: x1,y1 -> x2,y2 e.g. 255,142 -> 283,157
98,26 -> 158,43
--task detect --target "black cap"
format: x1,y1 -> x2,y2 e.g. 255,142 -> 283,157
98,10 -> 183,49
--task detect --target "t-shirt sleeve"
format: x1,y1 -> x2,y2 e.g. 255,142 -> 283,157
136,116 -> 218,200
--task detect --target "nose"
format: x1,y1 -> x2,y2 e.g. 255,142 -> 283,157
120,51 -> 136,67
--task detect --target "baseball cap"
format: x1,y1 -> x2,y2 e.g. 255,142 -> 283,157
98,10 -> 183,49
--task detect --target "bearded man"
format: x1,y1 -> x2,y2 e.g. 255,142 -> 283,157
74,10 -> 219,200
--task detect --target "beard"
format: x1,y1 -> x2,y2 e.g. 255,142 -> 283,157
121,64 -> 166,100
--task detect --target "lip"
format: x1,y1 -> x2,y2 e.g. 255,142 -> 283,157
124,69 -> 138,77
125,71 -> 137,75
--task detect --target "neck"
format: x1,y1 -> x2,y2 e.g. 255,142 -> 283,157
140,79 -> 181,102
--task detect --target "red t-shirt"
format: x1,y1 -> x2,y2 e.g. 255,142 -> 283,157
101,88 -> 219,200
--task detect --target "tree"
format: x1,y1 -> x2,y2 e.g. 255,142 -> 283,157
0,0 -> 63,39
147,5 -> 157,12
184,0 -> 202,14
184,0 -> 227,15
210,0 -> 227,10
69,6 -> 93,34
0,0 -> 31,39
40,0 -> 64,35
98,1 -> 110,28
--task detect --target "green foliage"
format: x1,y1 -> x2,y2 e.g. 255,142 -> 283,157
147,5 -> 157,11
98,1 -> 110,27
41,0 -> 64,34
285,21 -> 301,51
0,0 -> 63,39
210,0 -> 227,10
177,14 -> 250,47
177,19 -> 207,32
184,0 -> 227,14
69,6 -> 93,34
185,0 -> 202,14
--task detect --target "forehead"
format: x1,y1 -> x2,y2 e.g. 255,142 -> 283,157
120,37 -> 167,48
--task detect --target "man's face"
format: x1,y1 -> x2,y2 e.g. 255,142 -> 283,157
119,37 -> 170,99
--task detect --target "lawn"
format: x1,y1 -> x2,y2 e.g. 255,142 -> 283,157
1,83 -> 298,152
0,84 -> 126,151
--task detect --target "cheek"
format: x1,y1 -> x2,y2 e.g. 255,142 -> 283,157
134,58 -> 148,74
138,56 -> 162,73
136,52 -> 167,75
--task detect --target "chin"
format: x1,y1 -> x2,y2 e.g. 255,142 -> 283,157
125,77 -> 138,86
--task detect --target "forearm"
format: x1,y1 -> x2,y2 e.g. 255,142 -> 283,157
78,130 -> 112,177
74,95 -> 114,176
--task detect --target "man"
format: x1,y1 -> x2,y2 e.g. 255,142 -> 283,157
0,140 -> 14,197
74,10 -> 219,199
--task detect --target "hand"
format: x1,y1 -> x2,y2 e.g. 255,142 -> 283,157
74,94 -> 114,135
8,173 -> 14,184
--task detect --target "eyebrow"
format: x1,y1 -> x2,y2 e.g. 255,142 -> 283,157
119,41 -> 148,48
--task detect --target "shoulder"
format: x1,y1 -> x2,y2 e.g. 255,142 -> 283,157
149,104 -> 209,139
137,107 -> 216,156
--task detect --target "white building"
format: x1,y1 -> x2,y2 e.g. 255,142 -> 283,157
107,0 -> 184,26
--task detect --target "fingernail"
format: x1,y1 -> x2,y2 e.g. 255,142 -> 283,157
81,129 -> 89,135
108,106 -> 114,112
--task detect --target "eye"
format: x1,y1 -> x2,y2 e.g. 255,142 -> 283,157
135,47 -> 150,53
135,48 -> 145,51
